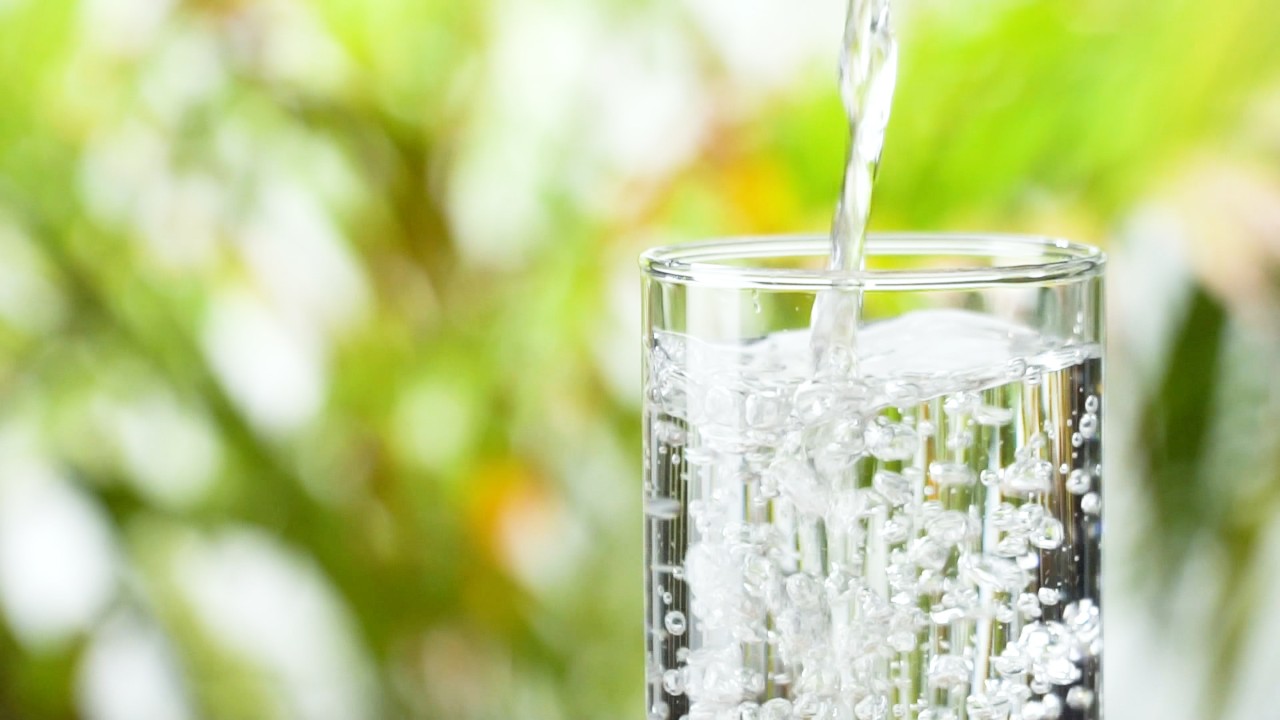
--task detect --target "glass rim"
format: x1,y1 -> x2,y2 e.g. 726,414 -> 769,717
639,233 -> 1105,290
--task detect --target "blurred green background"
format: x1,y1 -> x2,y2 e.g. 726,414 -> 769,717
0,0 -> 1278,718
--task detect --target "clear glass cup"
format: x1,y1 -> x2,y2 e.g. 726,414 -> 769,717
641,235 -> 1104,720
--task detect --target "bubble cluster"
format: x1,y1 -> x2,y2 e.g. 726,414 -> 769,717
644,324 -> 1102,719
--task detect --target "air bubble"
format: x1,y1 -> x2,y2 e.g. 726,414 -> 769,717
930,462 -> 977,487
1002,459 -> 1053,496
882,516 -> 911,544
1037,587 -> 1061,606
760,699 -> 793,720
662,669 -> 685,695
975,405 -> 1015,426
745,393 -> 784,429
645,497 -> 682,520
995,603 -> 1016,624
1079,413 -> 1098,439
994,647 -> 1028,676
854,694 -> 889,720
995,536 -> 1026,557
960,554 -> 1028,593
1064,599 -> 1101,647
786,573 -> 822,608
1042,656 -> 1082,685
911,538 -> 951,572
1085,395 -> 1100,413
889,630 -> 917,652
1030,518 -> 1064,550
703,386 -> 741,425
885,381 -> 922,405
664,610 -> 687,636
926,511 -> 971,547
927,655 -> 972,689
992,503 -> 1020,530
946,430 -> 974,451
1007,357 -> 1028,378
1066,687 -> 1095,710
873,470 -> 914,506
1081,492 -> 1101,515
793,381 -> 836,424
943,392 -> 981,416
1066,469 -> 1091,495
966,694 -> 1011,720
1014,592 -> 1042,620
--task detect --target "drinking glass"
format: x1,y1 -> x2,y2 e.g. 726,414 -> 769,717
641,235 -> 1105,720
